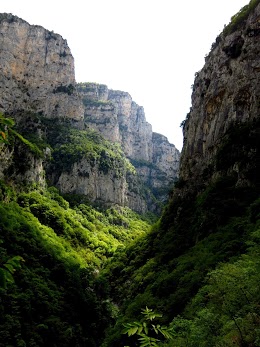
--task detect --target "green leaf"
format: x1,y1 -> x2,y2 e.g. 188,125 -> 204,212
143,321 -> 148,335
9,255 -> 24,264
3,263 -> 15,274
123,322 -> 142,336
141,307 -> 163,321
137,325 -> 144,335
152,324 -> 159,334
3,269 -> 14,283
6,256 -> 24,269
138,334 -> 160,347
0,256 -> 23,288
157,325 -> 175,340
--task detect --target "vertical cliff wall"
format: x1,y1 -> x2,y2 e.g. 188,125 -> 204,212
77,83 -> 180,203
180,3 -> 260,186
102,6 -> 260,343
0,13 -> 83,121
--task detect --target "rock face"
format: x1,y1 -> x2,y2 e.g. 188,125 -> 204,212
0,13 -> 83,121
0,144 -> 45,188
52,155 -> 147,213
180,3 -> 260,185
0,14 -> 180,213
77,83 -> 180,201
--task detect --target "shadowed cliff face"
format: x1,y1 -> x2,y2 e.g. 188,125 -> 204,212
180,3 -> 260,185
99,6 -> 260,345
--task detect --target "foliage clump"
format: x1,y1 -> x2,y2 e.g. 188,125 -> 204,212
168,231 -> 260,347
49,126 -> 135,176
0,113 -> 43,157
223,0 -> 260,37
209,0 -> 260,53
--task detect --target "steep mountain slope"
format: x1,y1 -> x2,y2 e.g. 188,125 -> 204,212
0,13 -> 179,214
101,1 -> 260,346
0,181 -> 152,347
78,83 -> 180,208
181,0 -> 260,185
0,12 -> 180,347
0,12 -> 179,347
0,2 -> 259,346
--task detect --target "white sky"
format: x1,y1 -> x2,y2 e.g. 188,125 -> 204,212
1,0 -> 249,150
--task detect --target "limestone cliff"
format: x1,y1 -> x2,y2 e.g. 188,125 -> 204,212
0,13 -> 83,191
0,13 -> 83,121
0,14 -> 179,213
180,2 -> 260,189
77,83 -> 180,203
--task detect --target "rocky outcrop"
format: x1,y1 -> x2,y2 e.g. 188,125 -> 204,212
180,2 -> 260,186
152,132 -> 179,181
0,13 -> 83,121
0,13 -> 84,191
53,158 -> 148,213
77,83 -> 180,202
0,141 -> 45,188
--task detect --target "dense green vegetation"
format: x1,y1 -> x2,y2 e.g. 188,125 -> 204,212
0,109 -> 259,346
14,113 -> 134,177
1,115 -> 259,346
169,235 -> 260,347
0,115 -> 153,345
123,230 -> 260,346
1,2 -> 260,342
100,119 -> 260,346
48,126 -> 135,176
223,0 -> 260,37
101,199 -> 259,346
0,202 -> 108,346
0,182 -> 152,346
0,113 -> 42,157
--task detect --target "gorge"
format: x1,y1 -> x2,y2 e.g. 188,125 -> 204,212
0,1 -> 259,346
